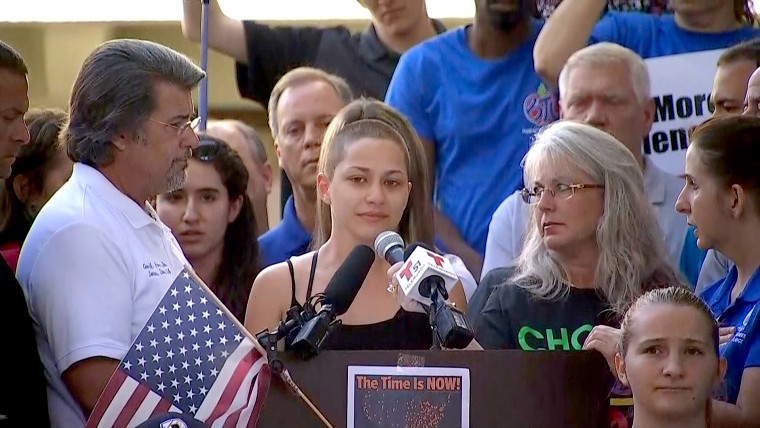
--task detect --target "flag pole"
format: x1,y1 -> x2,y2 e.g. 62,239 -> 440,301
198,0 -> 210,132
145,202 -> 334,427
183,265 -> 334,428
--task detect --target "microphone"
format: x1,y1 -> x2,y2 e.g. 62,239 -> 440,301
397,243 -> 475,349
394,242 -> 459,311
375,230 -> 405,265
291,244 -> 375,359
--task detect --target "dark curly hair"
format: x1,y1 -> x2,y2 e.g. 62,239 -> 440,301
190,133 -> 260,322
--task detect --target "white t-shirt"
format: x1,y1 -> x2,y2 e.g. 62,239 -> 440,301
17,163 -> 188,428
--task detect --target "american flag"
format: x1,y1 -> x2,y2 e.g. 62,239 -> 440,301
86,268 -> 271,428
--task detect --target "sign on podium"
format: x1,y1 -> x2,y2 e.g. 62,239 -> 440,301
258,349 -> 611,428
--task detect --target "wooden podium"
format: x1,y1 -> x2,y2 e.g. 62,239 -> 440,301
257,350 -> 612,428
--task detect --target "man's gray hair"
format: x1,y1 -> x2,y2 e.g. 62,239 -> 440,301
65,39 -> 205,167
267,67 -> 353,139
558,42 -> 651,104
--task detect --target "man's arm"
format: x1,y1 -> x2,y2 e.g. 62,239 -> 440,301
181,0 -> 247,64
533,0 -> 607,85
62,357 -> 120,416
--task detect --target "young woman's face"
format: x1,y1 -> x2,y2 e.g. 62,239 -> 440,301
616,304 -> 724,421
676,146 -> 732,251
156,159 -> 242,262
318,136 -> 411,246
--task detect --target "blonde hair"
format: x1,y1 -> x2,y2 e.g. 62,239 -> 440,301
313,98 -> 434,248
513,120 -> 678,314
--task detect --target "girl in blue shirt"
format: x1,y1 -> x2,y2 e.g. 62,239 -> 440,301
675,115 -> 760,426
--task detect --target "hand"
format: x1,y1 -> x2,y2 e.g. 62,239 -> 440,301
719,326 -> 735,345
386,262 -> 403,294
583,325 -> 622,373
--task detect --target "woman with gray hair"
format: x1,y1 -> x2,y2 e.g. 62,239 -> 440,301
475,120 -> 679,352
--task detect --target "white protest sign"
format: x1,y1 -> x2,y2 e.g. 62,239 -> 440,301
643,48 -> 724,176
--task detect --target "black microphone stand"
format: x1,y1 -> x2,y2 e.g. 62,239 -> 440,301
428,287 -> 443,350
256,306 -> 307,375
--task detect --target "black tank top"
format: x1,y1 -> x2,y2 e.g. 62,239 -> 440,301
285,252 -> 432,351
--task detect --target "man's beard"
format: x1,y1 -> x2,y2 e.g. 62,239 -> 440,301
488,11 -> 524,31
484,0 -> 526,31
166,158 -> 188,193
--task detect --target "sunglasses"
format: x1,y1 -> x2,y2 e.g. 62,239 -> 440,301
193,138 -> 225,162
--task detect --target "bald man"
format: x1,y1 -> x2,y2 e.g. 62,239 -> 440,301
743,66 -> 760,116
206,119 -> 273,236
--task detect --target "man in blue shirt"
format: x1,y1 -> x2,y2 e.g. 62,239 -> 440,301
535,0 -> 760,85
386,0 -> 558,278
257,68 -> 352,269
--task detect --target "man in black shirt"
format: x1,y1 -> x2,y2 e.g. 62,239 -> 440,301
0,39 -> 50,427
181,0 -> 444,105
181,0 -> 446,211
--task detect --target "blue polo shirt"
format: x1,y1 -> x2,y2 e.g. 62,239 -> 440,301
257,196 -> 312,269
700,266 -> 760,404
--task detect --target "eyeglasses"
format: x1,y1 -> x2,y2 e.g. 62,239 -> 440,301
150,116 -> 201,137
520,182 -> 604,204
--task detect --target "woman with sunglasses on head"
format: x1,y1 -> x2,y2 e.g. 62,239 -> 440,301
244,98 -> 467,351
615,286 -> 727,428
0,108 -> 72,271
156,134 -> 259,322
675,115 -> 760,426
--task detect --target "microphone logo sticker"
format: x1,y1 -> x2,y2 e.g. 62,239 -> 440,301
426,251 -> 445,267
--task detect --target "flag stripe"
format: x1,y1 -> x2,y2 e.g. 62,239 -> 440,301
236,364 -> 272,428
248,365 -> 271,428
92,372 -> 138,428
227,370 -> 262,428
206,348 -> 258,423
195,341 -> 254,419
127,390 -> 164,427
87,370 -> 129,427
149,398 -> 174,418
220,356 -> 265,428
113,380 -> 151,427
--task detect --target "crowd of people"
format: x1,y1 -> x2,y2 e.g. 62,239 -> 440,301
0,0 -> 759,426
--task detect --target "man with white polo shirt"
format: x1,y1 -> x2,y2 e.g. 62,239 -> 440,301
473,43 -> 687,320
17,39 -> 204,427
